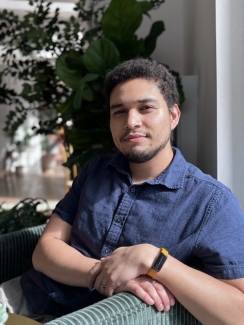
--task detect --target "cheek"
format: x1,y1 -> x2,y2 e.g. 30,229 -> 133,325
110,123 -> 120,144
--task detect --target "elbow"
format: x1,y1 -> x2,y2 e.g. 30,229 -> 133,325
32,243 -> 44,272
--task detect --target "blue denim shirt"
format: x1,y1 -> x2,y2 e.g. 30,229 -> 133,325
21,148 -> 244,316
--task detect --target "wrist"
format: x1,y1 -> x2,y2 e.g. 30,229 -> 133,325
139,244 -> 161,274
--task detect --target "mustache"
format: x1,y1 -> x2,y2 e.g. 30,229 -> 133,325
119,131 -> 150,142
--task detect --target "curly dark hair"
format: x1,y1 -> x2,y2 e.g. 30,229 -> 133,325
105,58 -> 179,109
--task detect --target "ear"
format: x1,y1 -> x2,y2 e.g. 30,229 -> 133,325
170,104 -> 181,131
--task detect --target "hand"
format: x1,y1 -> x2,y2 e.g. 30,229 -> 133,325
114,275 -> 175,312
89,244 -> 158,296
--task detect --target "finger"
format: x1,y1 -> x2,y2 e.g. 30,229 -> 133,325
138,281 -> 166,312
153,282 -> 172,311
116,282 -> 155,306
88,262 -> 102,289
164,287 -> 175,306
94,274 -> 115,297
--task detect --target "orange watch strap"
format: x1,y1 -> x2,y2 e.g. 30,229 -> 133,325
147,248 -> 169,278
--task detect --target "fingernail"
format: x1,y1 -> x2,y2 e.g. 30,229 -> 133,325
170,299 -> 175,306
158,303 -> 164,311
164,305 -> 170,312
148,298 -> 154,305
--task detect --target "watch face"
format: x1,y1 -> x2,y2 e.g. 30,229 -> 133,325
153,250 -> 168,272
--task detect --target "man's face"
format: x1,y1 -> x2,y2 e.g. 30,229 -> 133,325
109,78 -> 180,163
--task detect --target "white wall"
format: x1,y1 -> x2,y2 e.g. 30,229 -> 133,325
216,0 -> 244,209
139,0 -> 218,178
182,0 -> 217,178
137,0 -> 184,74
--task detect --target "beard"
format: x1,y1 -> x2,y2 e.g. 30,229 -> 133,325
123,136 -> 170,164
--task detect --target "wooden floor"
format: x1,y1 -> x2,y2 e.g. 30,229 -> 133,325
0,165 -> 66,209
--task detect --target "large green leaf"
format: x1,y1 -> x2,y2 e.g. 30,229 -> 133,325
56,50 -> 85,89
81,83 -> 94,102
101,0 -> 142,43
113,37 -> 145,60
83,38 -> 120,75
145,21 -> 165,56
137,1 -> 152,14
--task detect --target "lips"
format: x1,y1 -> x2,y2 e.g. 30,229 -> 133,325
124,133 -> 147,142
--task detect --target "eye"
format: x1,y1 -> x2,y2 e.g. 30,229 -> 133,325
141,105 -> 154,111
113,109 -> 126,115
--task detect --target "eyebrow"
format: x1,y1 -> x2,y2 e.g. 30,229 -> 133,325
110,98 -> 158,110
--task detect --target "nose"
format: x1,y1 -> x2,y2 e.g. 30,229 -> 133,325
125,109 -> 142,129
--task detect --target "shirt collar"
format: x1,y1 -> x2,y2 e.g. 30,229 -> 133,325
108,147 -> 187,189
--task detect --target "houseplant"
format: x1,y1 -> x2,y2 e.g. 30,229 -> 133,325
0,0 -> 184,171
0,198 -> 51,234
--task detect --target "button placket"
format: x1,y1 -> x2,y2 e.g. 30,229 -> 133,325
100,191 -> 136,257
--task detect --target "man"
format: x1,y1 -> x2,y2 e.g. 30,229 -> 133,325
1,58 -> 244,325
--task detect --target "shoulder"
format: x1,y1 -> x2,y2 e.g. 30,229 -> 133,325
185,161 -> 228,192
173,148 -> 243,217
171,148 -> 230,196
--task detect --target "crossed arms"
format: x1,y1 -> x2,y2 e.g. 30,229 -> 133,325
33,213 -> 244,325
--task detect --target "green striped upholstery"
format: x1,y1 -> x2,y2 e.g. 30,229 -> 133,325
45,292 -> 202,325
0,226 -> 202,325
0,224 -> 45,283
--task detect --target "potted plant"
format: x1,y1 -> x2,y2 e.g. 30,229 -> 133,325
0,198 -> 50,234
0,0 -> 185,171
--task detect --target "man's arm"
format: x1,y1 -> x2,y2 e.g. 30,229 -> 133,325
89,244 -> 244,325
32,215 -> 174,311
32,213 -> 99,287
155,254 -> 244,325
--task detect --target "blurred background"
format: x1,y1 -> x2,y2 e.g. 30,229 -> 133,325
0,0 -> 243,233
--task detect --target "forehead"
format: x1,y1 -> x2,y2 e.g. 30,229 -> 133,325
110,78 -> 163,104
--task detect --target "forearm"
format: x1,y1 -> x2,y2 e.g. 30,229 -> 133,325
32,237 -> 98,287
154,254 -> 244,325
91,243 -> 244,324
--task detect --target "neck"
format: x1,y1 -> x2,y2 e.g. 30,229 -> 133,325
129,145 -> 174,184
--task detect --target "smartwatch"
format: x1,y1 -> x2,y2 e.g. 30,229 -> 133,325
147,248 -> 169,278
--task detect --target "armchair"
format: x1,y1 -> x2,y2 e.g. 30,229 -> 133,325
0,226 -> 202,325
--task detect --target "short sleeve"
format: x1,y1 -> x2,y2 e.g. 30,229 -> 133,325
194,188 -> 244,279
52,157 -> 99,225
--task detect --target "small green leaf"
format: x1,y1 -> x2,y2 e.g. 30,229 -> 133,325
83,38 -> 120,75
21,83 -> 32,97
144,21 -> 165,56
57,91 -> 75,114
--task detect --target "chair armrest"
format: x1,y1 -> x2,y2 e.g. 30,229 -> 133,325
45,292 -> 202,325
0,224 -> 45,283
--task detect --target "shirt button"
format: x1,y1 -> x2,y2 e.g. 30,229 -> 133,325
130,187 -> 135,193
117,218 -> 122,223
105,248 -> 110,254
